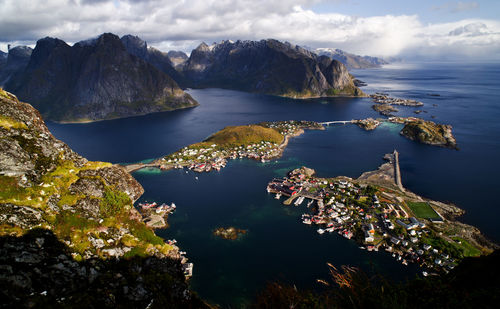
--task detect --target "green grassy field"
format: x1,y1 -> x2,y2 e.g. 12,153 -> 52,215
202,124 -> 284,147
406,201 -> 441,219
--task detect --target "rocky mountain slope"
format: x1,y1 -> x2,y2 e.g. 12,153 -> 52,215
0,50 -> 6,65
0,89 -> 207,307
183,39 -> 364,98
0,46 -> 32,86
315,48 -> 388,69
4,34 -> 197,122
167,50 -> 189,69
121,35 -> 187,87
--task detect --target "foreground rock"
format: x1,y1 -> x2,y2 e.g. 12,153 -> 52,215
0,89 -> 206,307
0,229 -> 208,308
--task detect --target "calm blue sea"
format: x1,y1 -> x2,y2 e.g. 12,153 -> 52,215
47,62 -> 500,306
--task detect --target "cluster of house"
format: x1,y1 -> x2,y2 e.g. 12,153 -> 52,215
267,168 -> 459,275
161,138 -> 284,173
263,120 -> 322,135
370,93 -> 424,106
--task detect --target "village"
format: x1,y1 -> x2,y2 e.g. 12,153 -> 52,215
370,92 -> 424,106
267,166 -> 477,276
158,121 -> 323,173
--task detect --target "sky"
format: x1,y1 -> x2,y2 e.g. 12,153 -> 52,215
0,0 -> 499,60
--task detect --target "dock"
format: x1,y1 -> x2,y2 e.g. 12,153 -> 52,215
393,150 -> 405,192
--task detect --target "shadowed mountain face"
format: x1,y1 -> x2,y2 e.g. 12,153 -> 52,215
0,50 -> 6,65
167,50 -> 189,69
316,48 -> 388,70
0,46 -> 33,86
120,34 -> 187,86
4,33 -> 197,122
182,39 -> 364,98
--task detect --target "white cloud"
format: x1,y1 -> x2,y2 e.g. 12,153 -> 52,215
0,0 -> 498,60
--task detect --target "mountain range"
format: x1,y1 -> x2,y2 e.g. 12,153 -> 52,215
315,48 -> 388,70
3,34 -> 197,122
0,46 -> 32,86
182,39 -> 363,98
0,33 -> 369,122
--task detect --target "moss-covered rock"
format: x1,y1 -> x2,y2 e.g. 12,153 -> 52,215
0,89 -> 206,307
401,119 -> 457,149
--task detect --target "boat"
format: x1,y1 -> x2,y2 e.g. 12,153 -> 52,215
307,200 -> 314,208
317,228 -> 325,234
195,176 -> 199,180
275,193 -> 282,199
294,196 -> 305,206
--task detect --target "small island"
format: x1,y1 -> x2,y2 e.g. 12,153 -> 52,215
370,93 -> 424,106
370,93 -> 424,116
352,116 -> 458,149
399,118 -> 457,149
267,152 -> 497,275
124,121 -> 324,173
352,118 -> 381,130
372,103 -> 398,116
213,227 -> 248,240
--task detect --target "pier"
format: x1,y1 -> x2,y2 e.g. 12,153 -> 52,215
393,149 -> 405,192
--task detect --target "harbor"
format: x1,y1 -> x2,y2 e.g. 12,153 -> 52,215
266,156 -> 493,276
123,120 -> 324,174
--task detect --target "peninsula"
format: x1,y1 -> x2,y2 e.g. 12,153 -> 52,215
267,152 -> 497,274
124,120 -> 324,173
124,116 -> 457,174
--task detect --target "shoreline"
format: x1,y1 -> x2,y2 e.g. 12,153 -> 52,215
123,121 -> 323,173
50,104 -> 199,124
267,154 -> 498,275
123,115 -> 457,173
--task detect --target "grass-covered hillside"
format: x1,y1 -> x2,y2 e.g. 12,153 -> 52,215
0,88 -> 209,307
203,125 -> 284,148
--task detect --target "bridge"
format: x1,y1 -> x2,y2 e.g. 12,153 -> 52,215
319,120 -> 353,126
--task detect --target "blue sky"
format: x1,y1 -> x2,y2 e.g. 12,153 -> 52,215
0,0 -> 499,60
313,0 -> 499,23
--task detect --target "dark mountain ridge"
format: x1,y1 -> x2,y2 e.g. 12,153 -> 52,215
183,39 -> 364,98
0,46 -> 33,86
120,34 -> 186,86
4,33 -> 197,122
